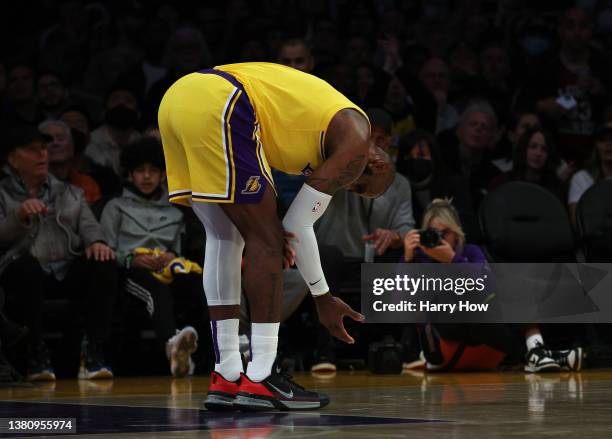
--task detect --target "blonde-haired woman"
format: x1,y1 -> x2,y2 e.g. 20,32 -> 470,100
403,198 -> 485,263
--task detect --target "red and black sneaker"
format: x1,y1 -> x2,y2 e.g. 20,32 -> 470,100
234,370 -> 330,411
204,371 -> 240,411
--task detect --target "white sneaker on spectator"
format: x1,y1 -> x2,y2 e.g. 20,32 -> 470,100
552,347 -> 584,372
403,351 -> 426,370
166,326 -> 198,378
78,342 -> 113,380
525,343 -> 561,373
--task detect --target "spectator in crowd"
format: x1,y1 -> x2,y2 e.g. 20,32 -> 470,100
489,127 -> 566,201
395,129 -> 475,240
355,63 -> 391,109
527,6 -> 612,165
447,41 -> 481,109
383,76 -> 416,141
0,124 -> 117,381
492,110 -> 542,172
100,137 -> 208,377
60,106 -> 93,152
84,86 -> 142,197
568,122 -> 612,221
438,100 -> 500,208
3,65 -> 43,125
419,57 -> 460,134
37,72 -> 70,119
277,39 -> 315,73
344,36 -> 373,69
60,106 -> 92,140
39,120 -> 101,205
480,41 -> 512,95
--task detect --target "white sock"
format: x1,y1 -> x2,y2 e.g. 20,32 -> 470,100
211,319 -> 243,381
526,333 -> 545,351
246,322 -> 279,382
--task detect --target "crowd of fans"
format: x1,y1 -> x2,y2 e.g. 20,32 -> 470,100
1,0 -> 611,382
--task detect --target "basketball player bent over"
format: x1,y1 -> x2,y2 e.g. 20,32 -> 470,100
158,62 -> 394,411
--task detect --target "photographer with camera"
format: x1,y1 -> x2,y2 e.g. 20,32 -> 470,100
0,124 -> 117,381
404,198 -> 484,264
403,198 -> 523,371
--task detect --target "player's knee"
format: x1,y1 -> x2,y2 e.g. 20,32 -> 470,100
245,223 -> 283,258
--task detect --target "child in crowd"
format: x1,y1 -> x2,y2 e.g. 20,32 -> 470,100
100,137 -> 208,377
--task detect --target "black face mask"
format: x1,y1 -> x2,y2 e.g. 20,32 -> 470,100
106,105 -> 139,129
403,158 -> 434,183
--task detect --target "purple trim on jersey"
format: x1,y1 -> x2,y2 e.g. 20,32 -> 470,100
211,321 -> 220,364
199,68 -> 244,90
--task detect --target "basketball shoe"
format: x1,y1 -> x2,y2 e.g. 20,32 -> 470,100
204,371 -> 240,411
234,366 -> 329,411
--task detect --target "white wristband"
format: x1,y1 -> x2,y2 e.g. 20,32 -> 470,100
282,184 -> 332,296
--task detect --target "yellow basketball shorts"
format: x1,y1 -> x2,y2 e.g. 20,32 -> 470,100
158,70 -> 274,206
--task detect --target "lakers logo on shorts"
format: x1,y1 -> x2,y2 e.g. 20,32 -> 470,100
241,176 -> 262,195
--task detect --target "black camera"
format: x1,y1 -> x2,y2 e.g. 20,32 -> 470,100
418,228 -> 443,248
368,335 -> 404,374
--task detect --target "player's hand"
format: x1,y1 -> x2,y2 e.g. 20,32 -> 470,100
363,228 -> 399,256
403,229 -> 420,262
420,239 -> 455,263
283,231 -> 296,269
17,199 -> 48,223
314,293 -> 365,344
85,242 -> 115,261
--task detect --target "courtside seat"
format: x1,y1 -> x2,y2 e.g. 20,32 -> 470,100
479,182 -> 576,262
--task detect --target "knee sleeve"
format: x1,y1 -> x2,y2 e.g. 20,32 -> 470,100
192,202 -> 244,306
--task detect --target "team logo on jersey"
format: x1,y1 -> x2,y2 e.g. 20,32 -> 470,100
241,176 -> 262,194
301,163 -> 314,176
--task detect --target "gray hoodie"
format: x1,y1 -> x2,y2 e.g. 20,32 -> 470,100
0,172 -> 106,279
100,187 -> 184,266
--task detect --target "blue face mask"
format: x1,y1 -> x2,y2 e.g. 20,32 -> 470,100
521,36 -> 551,56
597,9 -> 612,34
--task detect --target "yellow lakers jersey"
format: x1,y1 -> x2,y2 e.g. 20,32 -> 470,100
215,62 -> 368,175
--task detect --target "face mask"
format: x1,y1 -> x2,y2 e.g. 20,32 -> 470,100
521,36 -> 551,56
403,158 -> 434,183
106,105 -> 138,129
598,9 -> 612,34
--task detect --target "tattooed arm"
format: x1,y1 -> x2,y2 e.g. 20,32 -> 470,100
306,109 -> 370,194
281,109 -> 368,344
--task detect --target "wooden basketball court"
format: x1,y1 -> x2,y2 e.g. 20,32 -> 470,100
1,370 -> 611,437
